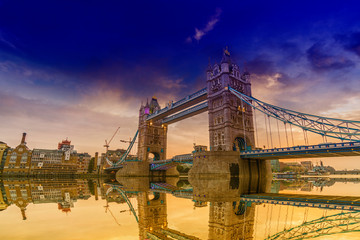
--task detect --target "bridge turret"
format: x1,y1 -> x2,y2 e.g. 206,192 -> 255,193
138,96 -> 167,162
207,48 -> 255,151
220,47 -> 231,73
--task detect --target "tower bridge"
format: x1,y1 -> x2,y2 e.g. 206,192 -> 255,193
105,48 -> 360,178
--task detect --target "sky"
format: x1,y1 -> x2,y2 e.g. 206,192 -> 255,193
0,0 -> 360,169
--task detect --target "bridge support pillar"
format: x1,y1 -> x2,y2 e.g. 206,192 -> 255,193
189,151 -> 271,183
116,161 -> 150,177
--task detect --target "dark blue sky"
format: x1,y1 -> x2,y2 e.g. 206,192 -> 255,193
1,0 -> 360,162
1,0 -> 360,98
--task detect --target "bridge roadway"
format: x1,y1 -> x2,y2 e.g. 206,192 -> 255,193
106,142 -> 360,171
146,88 -> 207,122
240,193 -> 360,211
241,141 -> 360,160
150,154 -> 193,170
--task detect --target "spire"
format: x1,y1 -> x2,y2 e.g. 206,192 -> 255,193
221,46 -> 231,64
21,208 -> 27,220
21,133 -> 27,145
206,57 -> 213,72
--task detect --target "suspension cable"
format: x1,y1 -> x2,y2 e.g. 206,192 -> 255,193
254,204 -> 259,240
290,124 -> 295,146
268,116 -> 274,148
305,130 -> 309,145
241,101 -> 247,150
303,207 -> 309,223
268,204 -> 274,237
253,107 -> 259,148
276,205 -> 282,233
276,120 -> 282,148
289,205 -> 294,229
242,202 -> 247,238
284,122 -> 289,147
303,129 -> 307,145
264,204 -> 270,239
264,114 -> 270,149
284,205 -> 289,230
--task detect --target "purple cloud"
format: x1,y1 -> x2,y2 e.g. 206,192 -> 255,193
186,8 -> 222,43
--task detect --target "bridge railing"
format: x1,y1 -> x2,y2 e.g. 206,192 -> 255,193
241,141 -> 360,155
146,88 -> 207,120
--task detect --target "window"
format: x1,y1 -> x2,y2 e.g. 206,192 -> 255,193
10,190 -> 17,200
10,152 -> 17,163
21,153 -> 28,163
21,189 -> 28,199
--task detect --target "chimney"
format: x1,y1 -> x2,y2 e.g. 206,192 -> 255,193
21,133 -> 27,145
94,152 -> 99,172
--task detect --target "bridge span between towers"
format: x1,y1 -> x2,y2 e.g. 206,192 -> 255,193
106,48 -> 360,177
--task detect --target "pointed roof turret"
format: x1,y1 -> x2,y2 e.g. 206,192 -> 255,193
149,96 -> 160,114
221,46 -> 232,64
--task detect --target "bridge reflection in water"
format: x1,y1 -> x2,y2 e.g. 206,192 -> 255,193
1,174 -> 360,239
103,166 -> 360,240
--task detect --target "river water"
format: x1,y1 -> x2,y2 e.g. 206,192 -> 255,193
1,176 -> 360,240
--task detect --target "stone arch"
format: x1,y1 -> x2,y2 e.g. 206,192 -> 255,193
233,135 -> 253,151
148,152 -> 160,161
233,201 -> 254,218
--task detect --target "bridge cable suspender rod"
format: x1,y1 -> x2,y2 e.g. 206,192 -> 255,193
254,107 -> 260,148
228,86 -> 360,142
241,100 -> 247,149
284,122 -> 289,147
265,114 -> 270,148
277,120 -> 282,148
268,116 -> 274,148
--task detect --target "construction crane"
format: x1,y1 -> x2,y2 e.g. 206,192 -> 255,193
104,127 -> 120,152
120,138 -> 138,144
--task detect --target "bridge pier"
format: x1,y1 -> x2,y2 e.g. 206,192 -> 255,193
188,151 -> 272,180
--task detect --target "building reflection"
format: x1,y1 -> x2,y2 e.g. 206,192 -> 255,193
0,178 -> 93,219
0,174 -> 360,239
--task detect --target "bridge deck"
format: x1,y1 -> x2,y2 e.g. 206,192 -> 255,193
241,142 -> 360,160
241,193 -> 360,210
146,88 -> 207,122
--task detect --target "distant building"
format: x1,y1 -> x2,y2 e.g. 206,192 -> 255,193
270,159 -> 280,172
301,161 -> 313,171
76,153 -> 91,174
3,133 -> 32,176
193,145 -> 207,153
0,141 -> 10,173
280,161 -> 306,173
30,139 -> 78,175
2,179 -> 32,220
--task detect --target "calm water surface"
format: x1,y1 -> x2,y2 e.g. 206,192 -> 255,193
1,177 -> 360,240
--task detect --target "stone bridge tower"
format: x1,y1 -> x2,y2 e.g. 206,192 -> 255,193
138,97 -> 167,161
207,48 -> 255,151
208,201 -> 256,240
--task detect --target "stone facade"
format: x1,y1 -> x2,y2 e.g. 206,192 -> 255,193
3,133 -> 32,176
207,49 -> 255,152
138,97 -> 167,161
137,192 -> 167,240
208,201 -> 256,240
